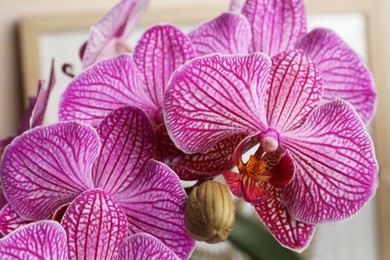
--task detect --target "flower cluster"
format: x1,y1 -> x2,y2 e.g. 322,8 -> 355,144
0,0 -> 378,258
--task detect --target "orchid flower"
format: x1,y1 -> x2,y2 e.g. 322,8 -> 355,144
81,0 -> 151,68
60,24 -> 242,181
189,0 -> 376,124
163,51 -> 378,251
0,106 -> 194,259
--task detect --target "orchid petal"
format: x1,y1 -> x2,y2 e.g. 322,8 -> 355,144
118,233 -> 180,260
283,99 -> 378,224
0,187 -> 7,211
254,186 -> 315,252
134,24 -> 195,109
188,12 -> 251,56
115,160 -> 195,259
1,122 -> 98,220
229,0 -> 246,12
0,136 -> 14,159
164,53 -> 271,154
62,189 -> 128,260
297,28 -> 376,124
0,204 -> 32,236
93,106 -> 156,195
266,50 -> 323,132
82,0 -> 151,68
232,133 -> 258,166
60,54 -> 157,127
242,0 -> 307,56
0,221 -> 68,259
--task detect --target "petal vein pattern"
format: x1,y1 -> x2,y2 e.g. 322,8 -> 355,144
164,53 -> 271,154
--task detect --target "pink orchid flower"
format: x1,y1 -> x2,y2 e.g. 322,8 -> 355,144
188,0 -> 376,124
163,51 -> 378,251
0,106 -> 194,259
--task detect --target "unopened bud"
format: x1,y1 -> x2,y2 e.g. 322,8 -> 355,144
184,180 -> 235,244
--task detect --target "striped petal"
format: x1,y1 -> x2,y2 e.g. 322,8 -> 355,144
242,0 -> 307,56
0,204 -> 32,236
164,53 -> 271,154
133,24 -> 195,110
283,100 -> 378,224
115,160 -> 195,259
0,122 -> 98,220
0,221 -> 68,259
297,28 -> 376,124
254,186 -> 315,252
266,50 -> 323,132
93,106 -> 156,195
62,189 -> 128,260
59,54 -> 157,127
188,12 -> 251,56
82,0 -> 151,68
118,233 -> 180,260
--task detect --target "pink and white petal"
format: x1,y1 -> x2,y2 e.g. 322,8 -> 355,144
93,106 -> 156,195
229,0 -> 246,12
133,24 -> 196,108
1,122 -> 98,220
297,28 -> 376,124
188,12 -> 251,56
115,160 -> 195,259
282,99 -> 378,224
62,189 -> 128,260
242,0 -> 307,56
59,54 -> 157,127
82,0 -> 151,68
266,50 -> 323,132
164,53 -> 271,154
0,221 -> 68,259
254,186 -> 315,252
118,233 -> 180,260
170,135 -> 244,180
0,204 -> 32,236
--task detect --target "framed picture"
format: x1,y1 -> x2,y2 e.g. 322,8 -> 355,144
18,1 -> 388,259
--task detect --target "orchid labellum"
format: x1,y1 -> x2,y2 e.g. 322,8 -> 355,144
164,50 -> 378,251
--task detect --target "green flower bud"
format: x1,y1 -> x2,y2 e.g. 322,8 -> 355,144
184,180 -> 235,244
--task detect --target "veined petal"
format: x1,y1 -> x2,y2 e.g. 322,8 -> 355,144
282,99 -> 378,224
1,122 -> 98,220
0,221 -> 68,259
254,186 -> 315,252
266,50 -> 323,132
0,204 -> 32,236
229,0 -> 246,12
115,160 -> 195,259
242,0 -> 307,56
62,189 -> 128,260
164,53 -> 271,154
93,106 -> 156,195
0,136 -> 14,159
297,28 -> 377,124
188,12 -> 251,56
59,54 -> 157,127
118,233 -> 180,260
82,0 -> 151,68
134,24 -> 195,109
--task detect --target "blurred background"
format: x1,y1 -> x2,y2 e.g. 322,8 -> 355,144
0,0 -> 389,259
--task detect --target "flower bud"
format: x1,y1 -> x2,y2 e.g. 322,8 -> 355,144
184,180 -> 235,244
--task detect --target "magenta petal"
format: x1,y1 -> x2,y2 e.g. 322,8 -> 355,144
115,160 -> 195,259
266,50 -> 323,132
229,0 -> 246,12
188,12 -> 251,56
283,99 -> 378,224
62,189 -> 128,260
1,122 -> 98,220
0,221 -> 68,259
165,53 -> 271,154
133,24 -> 195,109
82,0 -> 151,68
0,204 -> 32,236
254,186 -> 315,252
93,106 -> 156,195
242,0 -> 307,56
118,233 -> 180,260
60,54 -> 157,127
297,28 -> 376,124
0,136 -> 14,159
